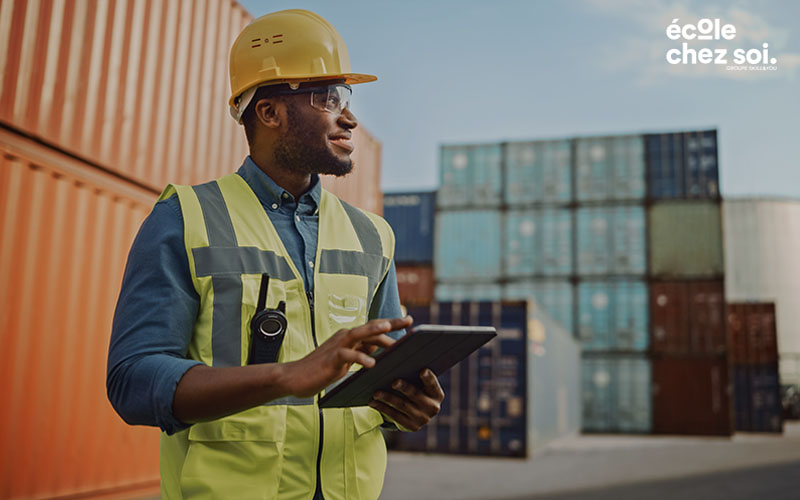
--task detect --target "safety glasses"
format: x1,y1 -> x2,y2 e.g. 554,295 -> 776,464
267,83 -> 352,114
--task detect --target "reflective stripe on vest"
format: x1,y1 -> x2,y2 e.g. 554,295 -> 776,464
156,173 -> 394,500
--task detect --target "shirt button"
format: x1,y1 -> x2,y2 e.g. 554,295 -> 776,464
295,215 -> 300,222
271,203 -> 278,210
282,193 -> 289,199
308,261 -> 315,269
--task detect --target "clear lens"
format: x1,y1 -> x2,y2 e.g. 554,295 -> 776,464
310,84 -> 351,114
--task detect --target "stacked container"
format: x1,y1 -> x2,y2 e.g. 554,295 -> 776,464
383,192 -> 436,304
728,303 -> 782,432
433,129 -> 725,435
390,301 -> 581,457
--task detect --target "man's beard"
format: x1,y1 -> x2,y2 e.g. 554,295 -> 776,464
273,103 -> 353,177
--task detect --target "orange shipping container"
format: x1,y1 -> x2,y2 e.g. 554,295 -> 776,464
396,264 -> 434,305
0,0 -> 251,190
0,128 -> 161,499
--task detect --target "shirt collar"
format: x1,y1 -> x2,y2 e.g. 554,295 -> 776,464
237,156 -> 321,215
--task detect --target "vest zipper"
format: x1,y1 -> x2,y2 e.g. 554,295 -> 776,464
307,290 -> 324,499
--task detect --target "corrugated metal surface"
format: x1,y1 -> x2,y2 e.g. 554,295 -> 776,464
504,140 -> 571,205
650,281 -> 726,356
649,201 -> 723,277
0,0 -> 252,190
576,206 -> 646,275
0,130 -> 161,499
727,303 -> 778,366
733,364 -> 783,433
438,143 -> 502,208
504,208 -> 572,277
320,126 -> 383,215
652,357 -> 732,436
581,354 -> 652,433
435,210 -> 502,281
723,199 -> 800,385
383,191 -> 435,263
396,264 -> 434,306
392,301 -> 581,456
435,282 -> 503,302
503,280 -> 574,335
577,280 -> 649,352
575,135 -> 645,202
645,130 -> 719,199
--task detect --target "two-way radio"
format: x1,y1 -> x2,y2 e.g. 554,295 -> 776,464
249,273 -> 288,365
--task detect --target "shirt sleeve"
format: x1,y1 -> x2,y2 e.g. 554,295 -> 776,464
368,260 -> 405,340
106,195 -> 202,435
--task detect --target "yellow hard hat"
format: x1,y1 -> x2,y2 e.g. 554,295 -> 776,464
228,9 -> 376,121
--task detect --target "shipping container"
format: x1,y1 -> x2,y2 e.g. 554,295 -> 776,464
650,281 -> 727,356
645,130 -> 719,200
649,201 -> 723,277
581,354 -> 652,433
503,280 -> 574,335
724,199 -> 800,385
732,364 -> 783,433
0,129 -> 161,499
383,191 -> 435,263
435,282 -> 503,302
438,143 -> 502,208
577,280 -> 649,352
576,206 -> 646,275
504,140 -> 571,205
0,0 -> 252,190
651,357 -> 732,436
435,210 -> 502,281
504,208 -> 572,277
727,303 -> 778,366
320,126 -> 383,215
575,135 -> 645,202
392,301 -> 581,456
396,264 -> 434,305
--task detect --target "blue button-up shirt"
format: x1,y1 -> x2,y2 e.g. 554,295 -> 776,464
107,157 -> 402,434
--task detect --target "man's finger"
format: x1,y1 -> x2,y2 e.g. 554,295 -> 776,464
337,348 -> 376,368
368,399 -> 419,432
420,369 -> 445,400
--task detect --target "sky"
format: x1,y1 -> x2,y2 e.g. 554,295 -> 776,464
239,0 -> 800,197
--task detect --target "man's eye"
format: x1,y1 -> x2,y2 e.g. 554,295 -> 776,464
328,95 -> 341,106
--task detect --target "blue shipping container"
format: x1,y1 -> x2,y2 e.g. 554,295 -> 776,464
503,280 -> 574,334
733,364 -> 783,433
575,135 -> 645,202
383,191 -> 436,264
582,354 -> 652,433
504,140 -> 572,205
439,144 -> 503,208
577,280 -> 649,351
504,209 -> 572,277
576,206 -> 647,275
646,130 -> 719,200
435,210 -> 502,281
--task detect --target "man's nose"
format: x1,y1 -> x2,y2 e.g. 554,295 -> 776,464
339,106 -> 358,129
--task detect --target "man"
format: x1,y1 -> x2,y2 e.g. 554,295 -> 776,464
107,9 -> 443,500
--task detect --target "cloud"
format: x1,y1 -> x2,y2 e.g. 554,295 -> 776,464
583,0 -> 800,83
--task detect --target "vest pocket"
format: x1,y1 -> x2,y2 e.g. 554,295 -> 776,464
345,407 -> 387,499
180,405 -> 287,499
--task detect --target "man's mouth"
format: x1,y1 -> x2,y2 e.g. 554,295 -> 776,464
330,136 -> 354,152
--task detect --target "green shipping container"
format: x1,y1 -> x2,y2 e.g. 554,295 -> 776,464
649,201 -> 723,277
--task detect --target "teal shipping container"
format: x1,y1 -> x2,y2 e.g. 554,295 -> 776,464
504,140 -> 571,205
504,209 -> 572,277
435,210 -> 502,280
503,280 -> 574,334
575,135 -> 645,202
582,354 -> 652,433
576,206 -> 647,275
578,280 -> 649,351
649,201 -> 723,277
435,282 -> 503,302
438,144 -> 502,208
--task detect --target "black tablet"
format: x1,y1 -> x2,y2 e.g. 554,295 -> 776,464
318,324 -> 497,408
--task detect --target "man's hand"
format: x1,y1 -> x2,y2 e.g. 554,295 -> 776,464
369,369 -> 444,432
282,316 -> 413,398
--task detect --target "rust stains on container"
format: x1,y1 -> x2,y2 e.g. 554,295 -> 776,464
650,281 -> 727,356
651,357 -> 732,436
0,0 -> 252,190
320,126 -> 383,215
0,128 -> 160,499
727,303 -> 778,366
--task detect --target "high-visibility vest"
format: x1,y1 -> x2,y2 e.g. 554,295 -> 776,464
156,173 -> 395,500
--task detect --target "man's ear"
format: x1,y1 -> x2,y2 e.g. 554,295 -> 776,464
254,97 -> 283,129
